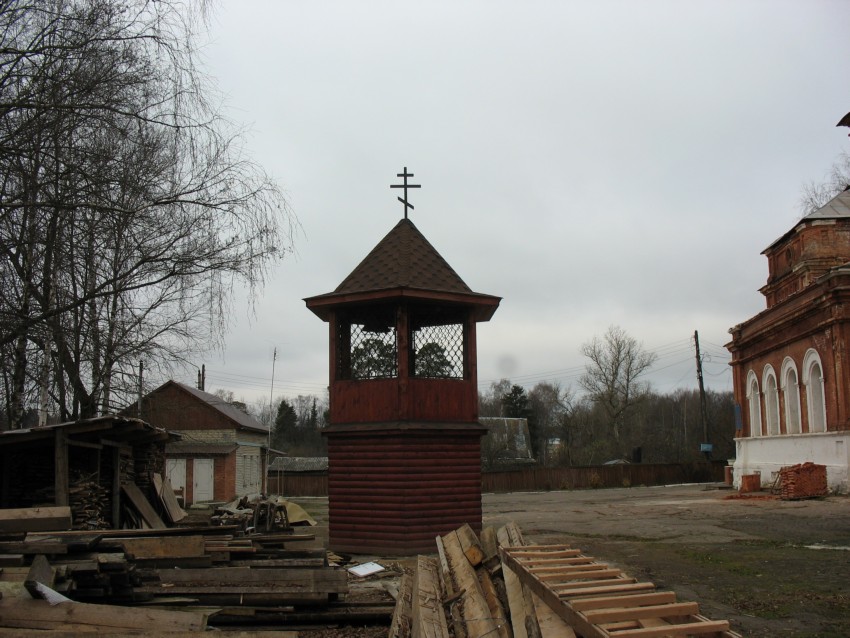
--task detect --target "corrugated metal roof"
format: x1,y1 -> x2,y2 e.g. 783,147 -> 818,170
765,189 -> 850,252
802,188 -> 850,220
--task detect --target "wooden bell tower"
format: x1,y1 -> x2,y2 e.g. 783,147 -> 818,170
305,173 -> 500,554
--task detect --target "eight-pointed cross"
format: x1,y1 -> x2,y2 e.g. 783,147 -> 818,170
390,167 -> 421,219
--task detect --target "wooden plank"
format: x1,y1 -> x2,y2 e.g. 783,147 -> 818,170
0,542 -> 67,554
24,555 -> 55,599
480,526 -> 499,562
0,555 -> 24,567
0,507 -> 72,533
456,523 -> 485,567
569,591 -> 677,612
584,602 -> 700,624
497,524 -> 540,638
532,592 -> 576,638
435,534 -> 467,638
119,535 -> 205,560
611,620 -> 730,637
477,567 -> 511,638
412,555 -> 449,638
389,570 -> 413,638
0,598 -> 208,632
120,483 -> 166,529
151,473 -> 187,524
501,546 -> 614,638
440,530 -> 499,638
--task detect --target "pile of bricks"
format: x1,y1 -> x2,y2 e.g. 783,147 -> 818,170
779,462 -> 828,500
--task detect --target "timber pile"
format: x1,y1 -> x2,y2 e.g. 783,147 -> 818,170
0,514 -> 387,633
391,522 -> 743,638
779,462 -> 828,500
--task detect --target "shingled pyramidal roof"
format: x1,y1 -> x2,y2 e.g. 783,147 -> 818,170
305,218 -> 500,321
333,218 -> 472,295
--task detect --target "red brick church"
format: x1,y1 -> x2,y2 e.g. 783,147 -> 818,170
727,189 -> 850,492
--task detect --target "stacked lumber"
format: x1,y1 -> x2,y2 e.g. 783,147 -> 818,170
391,522 -> 743,638
779,462 -> 828,500
0,521 -> 362,633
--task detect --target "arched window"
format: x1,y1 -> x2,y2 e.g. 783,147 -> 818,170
746,370 -> 762,437
781,357 -> 801,434
803,349 -> 827,433
763,366 -> 780,436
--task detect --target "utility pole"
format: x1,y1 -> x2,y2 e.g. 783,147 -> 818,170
694,330 -> 710,458
267,347 -> 277,493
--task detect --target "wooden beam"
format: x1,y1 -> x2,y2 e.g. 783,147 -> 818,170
120,483 -> 165,529
412,555 -> 449,638
24,554 -> 55,599
389,570 -> 413,638
0,507 -> 71,533
497,524 -> 541,638
0,598 -> 208,632
111,447 -> 121,529
456,523 -> 485,567
440,530 -> 499,638
54,429 -> 69,507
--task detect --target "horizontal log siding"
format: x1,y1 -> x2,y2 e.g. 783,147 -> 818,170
326,429 -> 483,555
271,461 -> 725,497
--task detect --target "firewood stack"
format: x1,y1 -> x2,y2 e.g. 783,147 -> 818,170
68,473 -> 111,530
779,462 -> 828,500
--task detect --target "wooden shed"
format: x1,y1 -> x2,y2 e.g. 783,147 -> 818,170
306,214 -> 500,554
0,416 -> 172,529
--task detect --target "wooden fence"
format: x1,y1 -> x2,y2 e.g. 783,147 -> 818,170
270,461 -> 725,497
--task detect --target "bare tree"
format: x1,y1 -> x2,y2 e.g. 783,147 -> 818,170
0,0 -> 295,425
528,381 -> 574,466
579,325 -> 657,451
799,150 -> 850,216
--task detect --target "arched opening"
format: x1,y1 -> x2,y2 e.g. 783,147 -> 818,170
746,370 -> 762,437
803,349 -> 827,433
781,357 -> 801,434
763,366 -> 780,436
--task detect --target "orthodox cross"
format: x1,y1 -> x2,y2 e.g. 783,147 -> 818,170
390,166 -> 421,219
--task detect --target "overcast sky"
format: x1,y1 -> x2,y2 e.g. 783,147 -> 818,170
185,1 -> 850,410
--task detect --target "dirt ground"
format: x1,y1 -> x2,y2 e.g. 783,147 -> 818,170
292,483 -> 850,638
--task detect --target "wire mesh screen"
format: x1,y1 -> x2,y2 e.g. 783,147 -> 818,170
336,306 -> 398,380
411,306 -> 464,379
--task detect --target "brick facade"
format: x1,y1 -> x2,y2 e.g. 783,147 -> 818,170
727,191 -> 850,492
138,381 -> 269,504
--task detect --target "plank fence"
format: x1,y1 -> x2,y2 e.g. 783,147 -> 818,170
270,461 -> 725,497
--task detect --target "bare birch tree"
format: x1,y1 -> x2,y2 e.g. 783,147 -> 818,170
0,0 -> 295,426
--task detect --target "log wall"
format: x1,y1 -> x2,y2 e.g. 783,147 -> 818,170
326,426 -> 484,555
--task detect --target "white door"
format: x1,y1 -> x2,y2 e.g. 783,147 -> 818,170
193,458 -> 214,503
165,458 -> 186,495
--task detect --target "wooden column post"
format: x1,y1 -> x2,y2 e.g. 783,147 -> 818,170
112,446 -> 122,528
54,429 -> 69,507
